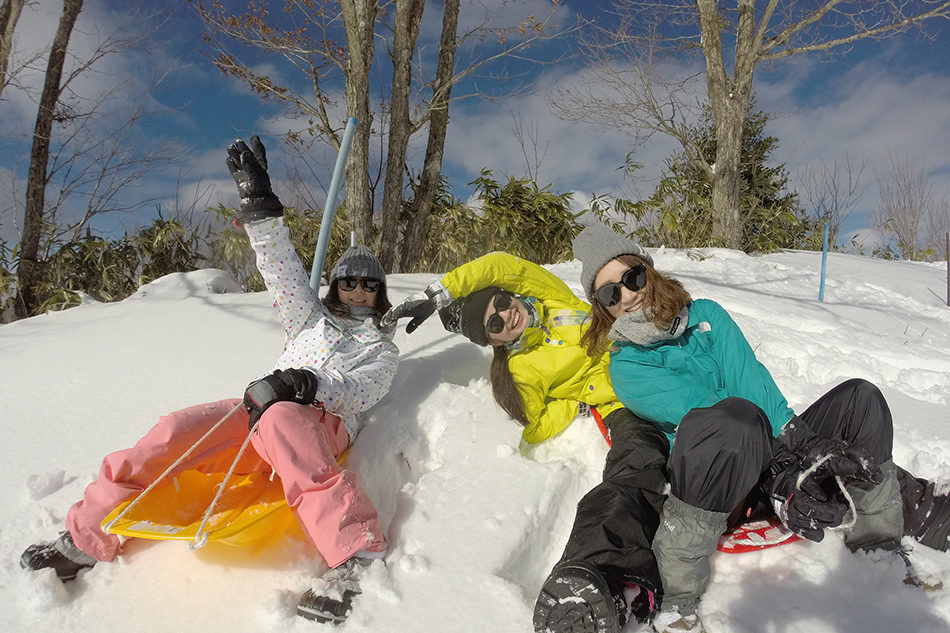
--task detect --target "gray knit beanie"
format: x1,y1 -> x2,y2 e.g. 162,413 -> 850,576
572,224 -> 653,302
329,244 -> 386,286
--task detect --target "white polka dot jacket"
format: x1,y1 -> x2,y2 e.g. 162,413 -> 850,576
246,218 -> 399,440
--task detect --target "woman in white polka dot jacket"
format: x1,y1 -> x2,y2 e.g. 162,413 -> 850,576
21,135 -> 399,624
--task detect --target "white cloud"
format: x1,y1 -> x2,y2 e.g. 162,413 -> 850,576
442,41 -> 950,241
6,0 -> 950,254
758,56 -> 950,235
442,61 -> 686,207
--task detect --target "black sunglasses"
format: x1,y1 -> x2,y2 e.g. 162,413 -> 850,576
593,264 -> 647,307
338,277 -> 381,292
485,292 -> 514,335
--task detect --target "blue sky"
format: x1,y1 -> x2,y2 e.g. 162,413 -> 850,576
2,0 -> 950,254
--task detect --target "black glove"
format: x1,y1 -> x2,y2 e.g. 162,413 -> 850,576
226,135 -> 283,223
767,437 -> 882,541
243,368 -> 319,429
381,286 -> 447,333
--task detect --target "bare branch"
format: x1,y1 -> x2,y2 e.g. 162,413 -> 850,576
761,1 -> 950,61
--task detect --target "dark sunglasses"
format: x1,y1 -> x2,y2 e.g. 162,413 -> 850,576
486,292 -> 514,335
338,277 -> 381,293
593,264 -> 647,307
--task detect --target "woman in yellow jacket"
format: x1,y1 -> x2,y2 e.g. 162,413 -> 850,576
383,251 -> 668,633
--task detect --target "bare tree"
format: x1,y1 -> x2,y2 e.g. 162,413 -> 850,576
555,0 -> 950,250
10,3 -> 177,318
876,153 -> 933,260
40,107 -> 175,252
377,0 -> 425,268
0,0 -> 26,99
399,0 -> 460,271
195,0 -> 572,270
922,192 -> 949,261
511,110 -> 551,183
798,153 -> 867,249
16,0 -> 83,318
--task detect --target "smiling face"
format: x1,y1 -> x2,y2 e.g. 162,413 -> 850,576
483,293 -> 529,344
593,258 -> 647,320
337,278 -> 378,308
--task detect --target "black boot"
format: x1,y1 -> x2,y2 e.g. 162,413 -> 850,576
20,531 -> 97,581
897,467 -> 950,552
297,557 -> 373,624
533,561 -> 627,633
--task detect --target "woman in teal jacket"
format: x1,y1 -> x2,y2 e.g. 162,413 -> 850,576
572,224 -> 948,633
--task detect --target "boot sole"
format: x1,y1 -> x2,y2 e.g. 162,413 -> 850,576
533,561 -> 622,633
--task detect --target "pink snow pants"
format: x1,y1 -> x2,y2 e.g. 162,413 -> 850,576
65,398 -> 386,568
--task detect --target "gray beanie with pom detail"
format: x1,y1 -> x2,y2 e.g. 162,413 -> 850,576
572,224 -> 653,302
329,244 -> 386,286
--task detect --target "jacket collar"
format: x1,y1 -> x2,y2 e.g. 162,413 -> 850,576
608,305 -> 690,346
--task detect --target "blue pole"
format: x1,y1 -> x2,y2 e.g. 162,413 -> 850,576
309,117 -> 358,290
819,224 -> 829,302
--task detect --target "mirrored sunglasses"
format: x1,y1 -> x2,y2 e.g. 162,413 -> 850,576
486,292 -> 514,335
594,264 -> 647,307
338,277 -> 381,292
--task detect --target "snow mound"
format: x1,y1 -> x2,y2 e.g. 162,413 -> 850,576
129,269 -> 243,300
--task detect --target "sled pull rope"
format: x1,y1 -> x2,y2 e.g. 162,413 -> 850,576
102,402 -> 244,535
794,454 -> 858,533
190,428 -> 256,550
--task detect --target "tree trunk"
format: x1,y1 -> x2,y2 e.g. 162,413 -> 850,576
709,102 -> 745,247
399,0 -> 460,272
697,0 -> 757,249
376,0 -> 424,271
0,0 -> 26,99
16,0 -> 83,318
340,0 -> 377,249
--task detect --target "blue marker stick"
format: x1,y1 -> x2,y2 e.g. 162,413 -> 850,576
819,224 -> 829,302
310,117 -> 358,290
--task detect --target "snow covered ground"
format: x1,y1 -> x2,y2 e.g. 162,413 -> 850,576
2,247 -> 950,633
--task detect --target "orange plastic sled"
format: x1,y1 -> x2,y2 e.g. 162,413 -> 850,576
101,469 -> 303,548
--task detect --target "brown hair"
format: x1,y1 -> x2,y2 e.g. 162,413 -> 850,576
490,344 -> 530,427
322,280 -> 393,326
581,254 -> 691,356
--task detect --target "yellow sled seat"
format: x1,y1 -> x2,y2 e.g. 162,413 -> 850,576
102,469 -> 303,548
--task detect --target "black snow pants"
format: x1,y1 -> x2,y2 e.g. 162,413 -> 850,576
666,377 -> 950,550
556,408 -> 670,595
553,378 -> 950,606
791,378 -> 950,550
667,379 -> 895,519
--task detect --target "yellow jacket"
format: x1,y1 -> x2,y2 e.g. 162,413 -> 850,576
439,252 -> 624,443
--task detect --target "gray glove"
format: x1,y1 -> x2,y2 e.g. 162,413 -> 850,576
226,135 -> 283,223
382,284 -> 452,333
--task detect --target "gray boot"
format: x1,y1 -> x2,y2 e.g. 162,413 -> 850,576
652,494 -> 728,615
845,460 -> 903,552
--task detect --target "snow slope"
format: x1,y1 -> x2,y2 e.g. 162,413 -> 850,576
2,248 -> 950,633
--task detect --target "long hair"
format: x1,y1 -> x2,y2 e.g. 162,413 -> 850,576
322,280 -> 393,326
581,254 -> 692,356
490,344 -> 530,427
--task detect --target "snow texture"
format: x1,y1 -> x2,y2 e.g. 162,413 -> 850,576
2,252 -> 950,633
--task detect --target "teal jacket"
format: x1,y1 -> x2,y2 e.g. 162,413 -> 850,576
608,299 -> 794,445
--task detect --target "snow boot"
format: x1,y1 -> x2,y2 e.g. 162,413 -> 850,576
897,549 -> 944,592
652,607 -> 704,633
652,494 -> 728,616
844,460 -> 904,552
533,561 -> 627,633
20,531 -> 97,581
297,557 -> 373,624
